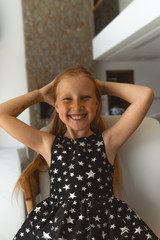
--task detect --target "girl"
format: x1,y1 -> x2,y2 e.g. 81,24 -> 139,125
0,66 -> 159,239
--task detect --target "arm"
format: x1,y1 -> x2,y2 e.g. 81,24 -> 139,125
0,81 -> 56,165
96,80 -> 154,160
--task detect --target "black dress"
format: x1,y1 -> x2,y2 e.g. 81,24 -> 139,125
13,132 -> 159,239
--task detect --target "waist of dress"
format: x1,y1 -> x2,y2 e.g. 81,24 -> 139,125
49,194 -> 115,204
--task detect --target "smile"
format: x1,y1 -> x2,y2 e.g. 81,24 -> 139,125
69,114 -> 87,120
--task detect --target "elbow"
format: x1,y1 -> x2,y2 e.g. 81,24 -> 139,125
146,87 -> 154,103
143,87 -> 154,106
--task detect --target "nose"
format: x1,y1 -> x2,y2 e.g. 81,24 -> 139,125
72,99 -> 84,110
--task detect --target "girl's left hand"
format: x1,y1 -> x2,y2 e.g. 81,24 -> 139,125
95,79 -> 108,95
39,80 -> 56,106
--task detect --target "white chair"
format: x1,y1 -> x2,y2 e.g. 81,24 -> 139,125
23,116 -> 160,238
104,116 -> 160,237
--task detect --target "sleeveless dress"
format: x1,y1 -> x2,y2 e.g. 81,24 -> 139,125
13,132 -> 159,240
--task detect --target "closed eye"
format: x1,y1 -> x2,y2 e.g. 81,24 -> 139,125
62,98 -> 72,102
81,96 -> 91,100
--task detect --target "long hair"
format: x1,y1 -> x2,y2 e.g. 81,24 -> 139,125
13,66 -> 122,199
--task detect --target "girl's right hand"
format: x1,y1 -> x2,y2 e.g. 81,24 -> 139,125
39,79 -> 56,106
0,80 -> 56,166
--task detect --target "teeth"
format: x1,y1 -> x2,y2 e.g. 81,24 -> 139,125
70,115 -> 86,120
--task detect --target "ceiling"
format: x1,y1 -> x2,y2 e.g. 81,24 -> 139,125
101,17 -> 160,62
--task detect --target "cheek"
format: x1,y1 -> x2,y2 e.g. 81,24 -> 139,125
90,99 -> 99,111
56,104 -> 69,117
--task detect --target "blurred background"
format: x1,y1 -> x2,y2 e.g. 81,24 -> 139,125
0,0 -> 160,239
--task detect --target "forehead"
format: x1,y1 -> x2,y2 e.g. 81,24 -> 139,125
56,75 -> 96,94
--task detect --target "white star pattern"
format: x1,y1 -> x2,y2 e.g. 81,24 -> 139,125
56,143 -> 63,149
51,177 -> 54,183
58,177 -> 62,182
57,155 -> 63,160
63,184 -> 70,190
109,214 -> 114,219
78,161 -> 84,166
79,142 -> 85,147
88,192 -> 93,197
111,224 -> 116,229
88,149 -> 92,152
86,170 -> 95,178
69,163 -> 74,169
120,226 -> 130,235
94,215 -> 101,222
91,157 -> 97,162
87,181 -> 92,186
146,233 -> 152,239
126,214 -> 131,220
68,227 -> 73,232
13,133 -> 158,240
118,207 -> 122,212
58,237 -> 67,240
67,216 -> 74,224
76,175 -> 83,181
53,168 -> 58,174
43,201 -> 48,206
70,208 -> 76,213
96,141 -> 103,147
134,226 -> 143,234
102,231 -> 107,239
42,232 -> 52,239
34,207 -> 41,213
54,217 -> 58,223
36,225 -> 40,229
69,193 -> 76,199
78,214 -> 84,220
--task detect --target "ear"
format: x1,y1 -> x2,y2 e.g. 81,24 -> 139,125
54,102 -> 59,113
95,99 -> 99,111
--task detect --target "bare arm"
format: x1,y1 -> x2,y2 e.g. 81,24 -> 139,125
0,81 -> 56,165
96,80 -> 154,163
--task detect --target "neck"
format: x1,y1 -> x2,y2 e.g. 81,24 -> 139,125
64,129 -> 94,139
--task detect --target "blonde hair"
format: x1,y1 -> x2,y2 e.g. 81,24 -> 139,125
13,66 -> 122,199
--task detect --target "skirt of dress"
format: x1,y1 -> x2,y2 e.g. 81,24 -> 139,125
13,195 -> 159,240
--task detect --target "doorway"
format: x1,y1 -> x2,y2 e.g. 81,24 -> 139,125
106,70 -> 134,115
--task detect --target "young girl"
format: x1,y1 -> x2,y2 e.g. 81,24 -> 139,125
0,66 -> 159,240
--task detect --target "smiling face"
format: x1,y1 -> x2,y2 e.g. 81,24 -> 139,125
54,75 -> 99,138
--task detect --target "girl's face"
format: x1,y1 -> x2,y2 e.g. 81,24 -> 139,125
54,75 -> 99,137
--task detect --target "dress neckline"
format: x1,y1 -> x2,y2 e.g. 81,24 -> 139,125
63,132 -> 97,141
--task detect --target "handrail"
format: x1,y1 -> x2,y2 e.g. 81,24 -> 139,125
92,0 -> 103,11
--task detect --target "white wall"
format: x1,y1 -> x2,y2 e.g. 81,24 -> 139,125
0,0 -> 29,148
95,60 -> 160,116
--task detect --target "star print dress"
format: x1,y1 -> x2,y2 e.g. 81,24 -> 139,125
13,132 -> 159,240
